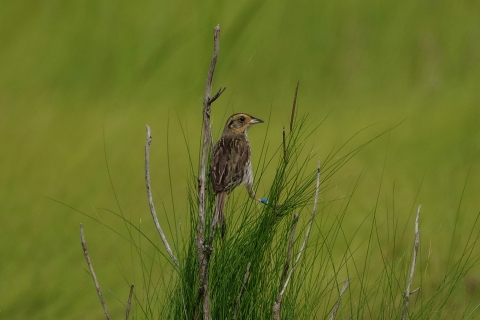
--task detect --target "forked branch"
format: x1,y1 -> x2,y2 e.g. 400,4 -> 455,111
195,24 -> 223,320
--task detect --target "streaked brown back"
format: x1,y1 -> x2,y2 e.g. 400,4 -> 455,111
210,134 -> 250,194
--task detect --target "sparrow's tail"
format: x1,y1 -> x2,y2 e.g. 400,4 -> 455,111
213,192 -> 228,238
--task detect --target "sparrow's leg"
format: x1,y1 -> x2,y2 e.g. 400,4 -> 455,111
246,183 -> 268,205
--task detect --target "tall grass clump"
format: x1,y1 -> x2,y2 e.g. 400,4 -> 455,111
164,112 -> 324,319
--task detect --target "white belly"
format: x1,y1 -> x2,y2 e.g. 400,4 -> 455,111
242,160 -> 253,187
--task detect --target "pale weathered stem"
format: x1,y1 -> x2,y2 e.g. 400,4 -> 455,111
401,205 -> 421,320
329,278 -> 350,320
273,160 -> 321,319
125,284 -> 134,320
272,300 -> 281,320
233,262 -> 252,320
195,24 -> 224,320
80,223 -> 111,320
145,125 -> 179,268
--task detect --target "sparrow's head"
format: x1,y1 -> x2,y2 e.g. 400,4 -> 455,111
224,113 -> 264,135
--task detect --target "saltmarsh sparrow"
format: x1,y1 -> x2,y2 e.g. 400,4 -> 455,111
210,113 -> 264,237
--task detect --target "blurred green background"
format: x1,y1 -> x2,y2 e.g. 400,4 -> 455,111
1,0 -> 479,318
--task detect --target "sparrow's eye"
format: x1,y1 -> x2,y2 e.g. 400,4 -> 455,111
239,116 -> 245,122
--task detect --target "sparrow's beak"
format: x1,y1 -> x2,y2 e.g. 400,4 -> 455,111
249,117 -> 264,124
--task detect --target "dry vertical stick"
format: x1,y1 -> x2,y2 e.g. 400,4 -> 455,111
233,262 -> 252,320
282,126 -> 287,163
145,125 -> 179,268
195,24 -> 224,320
80,223 -> 111,320
273,160 -> 321,319
401,205 -> 421,320
329,278 -> 350,320
125,284 -> 134,320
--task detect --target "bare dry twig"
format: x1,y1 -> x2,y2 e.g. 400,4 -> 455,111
195,24 -> 224,320
329,278 -> 350,320
233,262 -> 252,320
80,223 -> 111,320
209,87 -> 226,105
125,284 -> 134,320
273,160 -> 321,319
145,125 -> 179,268
401,205 -> 421,320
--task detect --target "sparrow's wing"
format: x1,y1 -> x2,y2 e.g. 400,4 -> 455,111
229,138 -> 250,189
211,136 -> 232,193
211,136 -> 250,193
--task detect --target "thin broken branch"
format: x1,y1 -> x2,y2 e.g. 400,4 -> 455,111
145,125 -> 179,268
209,87 -> 226,105
125,284 -> 134,320
401,205 -> 421,320
329,278 -> 350,320
195,24 -> 222,320
80,223 -> 111,320
233,262 -> 252,320
273,160 -> 321,319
